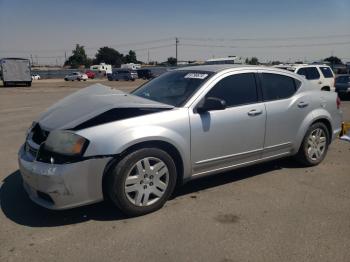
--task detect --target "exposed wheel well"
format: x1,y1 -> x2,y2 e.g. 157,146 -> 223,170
102,140 -> 184,199
321,86 -> 330,91
311,118 -> 332,143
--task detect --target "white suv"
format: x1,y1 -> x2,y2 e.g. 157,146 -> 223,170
274,64 -> 335,91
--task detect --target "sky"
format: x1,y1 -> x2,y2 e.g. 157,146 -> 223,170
0,0 -> 349,65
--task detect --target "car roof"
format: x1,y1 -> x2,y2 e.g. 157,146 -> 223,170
175,64 -> 258,73
291,64 -> 330,69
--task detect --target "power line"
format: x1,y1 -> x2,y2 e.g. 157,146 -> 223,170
0,38 -> 174,53
180,41 -> 350,49
179,34 -> 350,42
6,44 -> 175,59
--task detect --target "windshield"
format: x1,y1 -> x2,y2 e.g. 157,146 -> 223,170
132,70 -> 213,107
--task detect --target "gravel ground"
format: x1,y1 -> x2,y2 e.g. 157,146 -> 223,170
0,79 -> 350,262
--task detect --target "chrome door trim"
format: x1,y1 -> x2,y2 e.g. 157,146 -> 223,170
195,148 -> 263,165
192,151 -> 291,177
263,142 -> 292,153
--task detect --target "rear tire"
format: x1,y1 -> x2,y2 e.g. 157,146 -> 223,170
295,122 -> 329,166
107,148 -> 177,216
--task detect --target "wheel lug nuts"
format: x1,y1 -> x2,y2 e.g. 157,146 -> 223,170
150,182 -> 153,186
150,175 -> 154,179
140,180 -> 144,184
143,185 -> 147,189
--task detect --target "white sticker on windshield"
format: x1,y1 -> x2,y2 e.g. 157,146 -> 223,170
184,73 -> 208,79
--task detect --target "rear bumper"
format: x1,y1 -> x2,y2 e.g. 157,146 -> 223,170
18,145 -> 112,210
332,110 -> 343,140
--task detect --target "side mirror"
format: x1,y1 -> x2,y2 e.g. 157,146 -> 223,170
197,97 -> 226,113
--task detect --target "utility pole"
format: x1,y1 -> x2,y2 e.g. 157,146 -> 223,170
30,54 -> 33,65
175,37 -> 179,65
147,49 -> 150,64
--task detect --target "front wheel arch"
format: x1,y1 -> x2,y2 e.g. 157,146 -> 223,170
102,140 -> 184,200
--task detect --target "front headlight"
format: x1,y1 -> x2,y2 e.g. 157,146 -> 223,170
44,130 -> 88,156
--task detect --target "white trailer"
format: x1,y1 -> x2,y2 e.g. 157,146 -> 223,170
121,63 -> 141,70
1,58 -> 32,87
90,63 -> 112,75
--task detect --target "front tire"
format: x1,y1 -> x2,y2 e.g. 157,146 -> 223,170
107,148 -> 177,216
295,122 -> 329,166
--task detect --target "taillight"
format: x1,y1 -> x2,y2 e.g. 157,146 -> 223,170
336,96 -> 341,109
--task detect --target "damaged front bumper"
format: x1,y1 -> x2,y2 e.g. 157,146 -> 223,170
18,145 -> 112,210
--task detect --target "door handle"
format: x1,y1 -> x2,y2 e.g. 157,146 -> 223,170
297,101 -> 309,108
247,109 -> 263,116
318,81 -> 322,84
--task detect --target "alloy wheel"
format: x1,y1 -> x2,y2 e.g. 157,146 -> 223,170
124,157 -> 169,206
307,128 -> 327,161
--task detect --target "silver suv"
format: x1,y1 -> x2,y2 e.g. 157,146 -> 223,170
19,65 -> 342,216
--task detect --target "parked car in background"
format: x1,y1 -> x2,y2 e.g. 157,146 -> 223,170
32,74 -> 41,80
64,72 -> 88,81
137,69 -> 155,80
335,75 -> 350,98
85,70 -> 95,79
108,69 -> 138,81
274,64 -> 335,91
19,65 -> 342,216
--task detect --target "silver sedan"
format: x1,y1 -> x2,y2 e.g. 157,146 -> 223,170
19,65 -> 343,216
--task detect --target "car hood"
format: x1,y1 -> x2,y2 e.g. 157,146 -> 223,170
37,83 -> 174,130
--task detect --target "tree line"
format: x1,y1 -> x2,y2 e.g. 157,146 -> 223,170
64,44 -> 345,69
64,44 -> 141,69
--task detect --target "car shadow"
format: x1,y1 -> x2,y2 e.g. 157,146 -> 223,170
173,157 -> 302,198
1,157 -> 301,227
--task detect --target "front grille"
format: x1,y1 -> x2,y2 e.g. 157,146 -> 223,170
31,124 -> 49,145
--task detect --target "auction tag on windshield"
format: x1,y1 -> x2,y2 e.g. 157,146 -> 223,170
184,73 -> 208,79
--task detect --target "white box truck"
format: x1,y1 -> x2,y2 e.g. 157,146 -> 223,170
1,58 -> 32,87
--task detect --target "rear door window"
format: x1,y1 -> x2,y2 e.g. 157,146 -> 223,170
261,73 -> 297,101
206,73 -> 258,107
319,67 -> 334,78
306,67 -> 320,80
296,68 -> 307,78
297,67 -> 320,80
